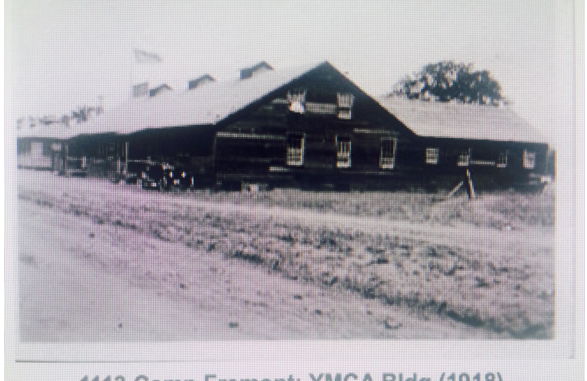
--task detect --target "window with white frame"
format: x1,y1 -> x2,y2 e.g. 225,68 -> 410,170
337,92 -> 354,108
425,148 -> 439,164
457,149 -> 471,166
523,150 -> 536,169
379,138 -> 397,169
337,92 -> 354,120
286,135 -> 305,166
287,89 -> 306,114
497,151 -> 508,168
337,109 -> 352,119
336,136 -> 351,168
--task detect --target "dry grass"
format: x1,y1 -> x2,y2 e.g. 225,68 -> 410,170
186,184 -> 555,230
18,173 -> 555,338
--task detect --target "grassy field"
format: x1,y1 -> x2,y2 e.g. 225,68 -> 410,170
188,185 -> 555,230
17,171 -> 555,339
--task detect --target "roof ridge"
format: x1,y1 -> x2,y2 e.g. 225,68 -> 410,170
378,96 -> 548,144
61,61 -> 330,137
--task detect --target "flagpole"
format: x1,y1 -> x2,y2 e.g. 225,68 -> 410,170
130,48 -> 134,98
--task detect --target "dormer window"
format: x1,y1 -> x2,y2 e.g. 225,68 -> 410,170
149,84 -> 172,97
133,82 -> 149,98
239,61 -> 273,80
188,74 -> 215,90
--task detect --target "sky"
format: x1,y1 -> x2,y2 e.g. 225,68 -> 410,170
5,0 -> 579,147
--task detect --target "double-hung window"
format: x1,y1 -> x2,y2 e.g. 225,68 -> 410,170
379,137 -> 397,169
336,136 -> 351,168
337,92 -> 354,120
457,149 -> 471,167
287,89 -> 306,114
523,150 -> 536,169
497,151 -> 508,168
286,134 -> 305,166
425,148 -> 439,164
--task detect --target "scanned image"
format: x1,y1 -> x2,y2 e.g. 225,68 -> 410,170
9,1 -> 570,347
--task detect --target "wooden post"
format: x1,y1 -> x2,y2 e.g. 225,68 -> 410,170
63,143 -> 68,174
124,141 -> 129,175
466,169 -> 476,199
447,181 -> 464,198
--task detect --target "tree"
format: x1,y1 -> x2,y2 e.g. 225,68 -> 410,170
17,99 -> 104,130
71,106 -> 89,124
390,61 -> 507,106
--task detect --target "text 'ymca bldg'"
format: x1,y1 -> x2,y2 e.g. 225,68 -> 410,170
17,61 -> 552,191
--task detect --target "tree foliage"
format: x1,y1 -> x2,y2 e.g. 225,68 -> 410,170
391,61 -> 506,106
16,104 -> 104,130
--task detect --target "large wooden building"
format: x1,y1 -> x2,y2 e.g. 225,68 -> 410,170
17,61 -> 551,191
17,125 -> 75,172
378,96 -> 550,190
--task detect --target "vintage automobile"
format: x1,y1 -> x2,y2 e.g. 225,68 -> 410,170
66,157 -> 88,177
165,167 -> 194,190
140,164 -> 194,191
122,160 -> 151,184
141,164 -> 172,191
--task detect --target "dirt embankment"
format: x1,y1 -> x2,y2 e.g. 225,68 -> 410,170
17,171 -> 555,339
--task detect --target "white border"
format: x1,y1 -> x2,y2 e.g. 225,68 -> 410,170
5,0 -> 585,380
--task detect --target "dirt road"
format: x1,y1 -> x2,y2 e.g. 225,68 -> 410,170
17,171 -> 553,340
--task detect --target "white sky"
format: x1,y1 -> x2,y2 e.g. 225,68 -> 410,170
5,0 -> 578,147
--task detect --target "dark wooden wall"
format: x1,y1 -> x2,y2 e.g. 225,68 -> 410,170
33,66 -> 550,190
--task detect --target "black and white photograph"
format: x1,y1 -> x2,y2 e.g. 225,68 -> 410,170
5,0 -> 583,378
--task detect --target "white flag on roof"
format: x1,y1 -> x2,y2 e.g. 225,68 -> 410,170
134,49 -> 162,63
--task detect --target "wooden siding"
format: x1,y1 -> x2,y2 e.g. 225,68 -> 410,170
19,62 -> 550,191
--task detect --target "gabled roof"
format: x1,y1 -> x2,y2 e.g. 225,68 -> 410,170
378,96 -> 548,144
64,61 -> 328,137
20,63 -> 544,146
